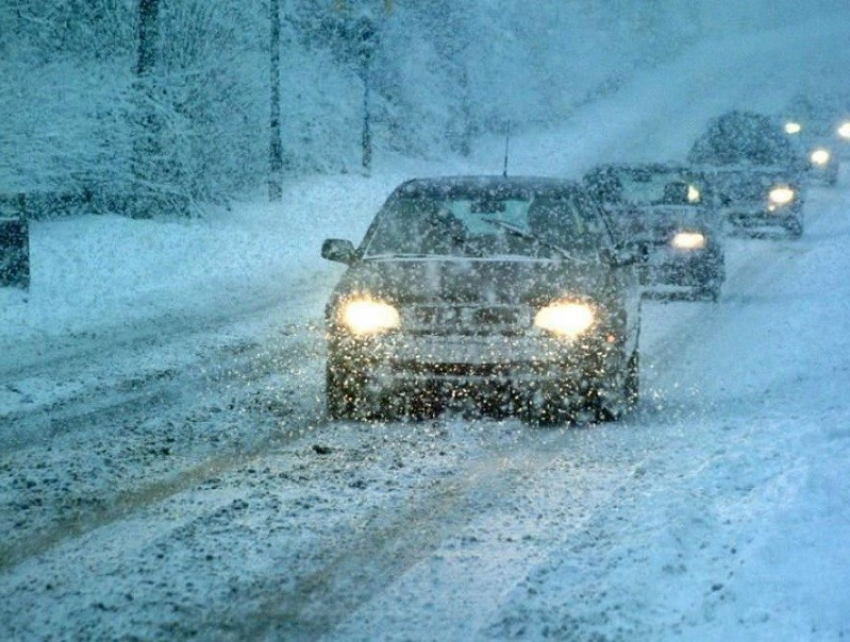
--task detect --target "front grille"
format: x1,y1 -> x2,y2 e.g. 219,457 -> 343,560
402,304 -> 531,335
391,361 -> 511,377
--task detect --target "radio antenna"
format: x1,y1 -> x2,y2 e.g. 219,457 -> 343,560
502,123 -> 511,177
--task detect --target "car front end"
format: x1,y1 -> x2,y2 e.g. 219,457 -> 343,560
325,261 -> 631,419
584,164 -> 726,301
322,177 -> 641,423
642,225 -> 725,301
711,168 -> 805,237
805,145 -> 839,185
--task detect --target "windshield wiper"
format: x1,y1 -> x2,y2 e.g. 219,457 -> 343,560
480,216 -> 584,263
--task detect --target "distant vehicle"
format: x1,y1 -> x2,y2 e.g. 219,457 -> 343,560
584,163 -> 725,302
688,110 -> 806,238
780,93 -> 848,185
320,176 -> 642,424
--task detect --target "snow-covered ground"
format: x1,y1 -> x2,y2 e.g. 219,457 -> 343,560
2,20 -> 850,641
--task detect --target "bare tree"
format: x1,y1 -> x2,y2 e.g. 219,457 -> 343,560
269,0 -> 283,201
131,0 -> 161,218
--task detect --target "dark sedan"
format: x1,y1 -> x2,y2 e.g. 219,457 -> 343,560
320,176 -> 642,424
689,110 -> 807,238
584,163 -> 725,301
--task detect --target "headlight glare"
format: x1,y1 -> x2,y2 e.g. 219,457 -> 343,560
534,302 -> 595,338
687,185 -> 701,203
339,298 -> 400,335
838,122 -> 850,140
671,231 -> 707,250
784,121 -> 802,135
768,186 -> 795,206
810,148 -> 831,166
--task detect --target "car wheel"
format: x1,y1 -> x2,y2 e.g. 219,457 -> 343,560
697,279 -> 722,302
326,361 -> 368,420
588,348 -> 639,423
785,218 -> 803,238
624,349 -> 640,410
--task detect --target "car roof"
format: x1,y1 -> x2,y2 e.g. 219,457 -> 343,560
586,162 -> 696,176
393,175 -> 586,197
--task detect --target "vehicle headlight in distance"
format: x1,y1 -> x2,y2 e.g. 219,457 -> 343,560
670,231 -> 707,250
838,122 -> 850,140
687,185 -> 701,203
810,148 -> 831,166
534,301 -> 595,338
784,121 -> 802,135
339,298 -> 400,335
768,185 -> 795,207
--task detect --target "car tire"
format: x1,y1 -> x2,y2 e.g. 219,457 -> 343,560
698,278 -> 722,302
624,349 -> 640,410
589,348 -> 639,423
785,217 -> 803,238
326,361 -> 368,420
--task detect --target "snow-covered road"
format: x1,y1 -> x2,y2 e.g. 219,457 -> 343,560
2,180 -> 848,640
2,20 -> 850,641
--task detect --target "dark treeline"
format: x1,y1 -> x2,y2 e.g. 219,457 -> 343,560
0,0 -> 840,215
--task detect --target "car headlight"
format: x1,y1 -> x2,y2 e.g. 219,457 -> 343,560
687,185 -> 701,203
838,122 -> 850,140
534,301 -> 595,338
670,231 -> 707,250
810,148 -> 831,166
338,298 -> 400,335
768,186 -> 795,207
784,121 -> 802,135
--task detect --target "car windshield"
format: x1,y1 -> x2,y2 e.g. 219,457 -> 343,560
363,192 -> 604,258
688,111 -> 800,166
617,172 -> 701,205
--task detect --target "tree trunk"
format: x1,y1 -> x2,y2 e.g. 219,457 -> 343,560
269,0 -> 283,202
132,0 -> 160,218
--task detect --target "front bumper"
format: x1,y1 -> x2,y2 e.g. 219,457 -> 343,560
722,202 -> 802,231
329,331 -> 620,394
644,245 -> 722,290
807,161 -> 839,185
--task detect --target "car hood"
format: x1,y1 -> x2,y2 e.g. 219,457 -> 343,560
330,256 -> 610,307
702,166 -> 803,202
604,204 -> 714,242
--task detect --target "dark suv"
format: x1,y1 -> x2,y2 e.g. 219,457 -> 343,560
689,110 -> 807,237
320,176 -> 642,423
584,163 -> 725,301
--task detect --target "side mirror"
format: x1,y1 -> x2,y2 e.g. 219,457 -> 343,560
321,238 -> 357,265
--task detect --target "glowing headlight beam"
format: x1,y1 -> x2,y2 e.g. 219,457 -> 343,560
810,148 -> 831,166
534,302 -> 595,338
784,121 -> 802,135
768,186 -> 795,207
838,122 -> 850,140
670,231 -> 707,250
687,185 -> 701,203
339,299 -> 400,335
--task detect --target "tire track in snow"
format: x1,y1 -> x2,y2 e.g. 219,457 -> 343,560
215,429 -> 577,641
0,324 -> 326,572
